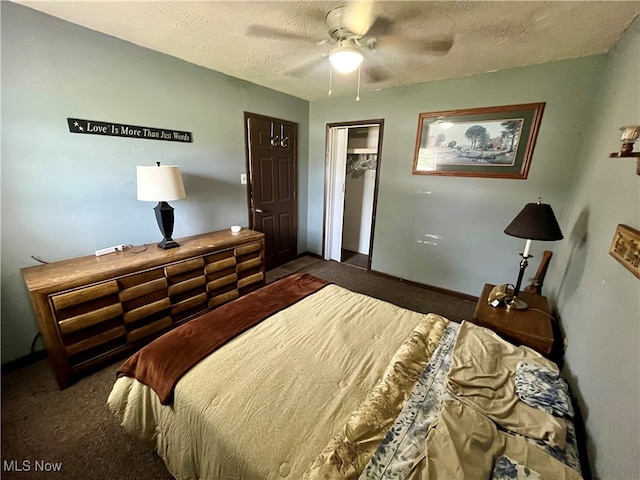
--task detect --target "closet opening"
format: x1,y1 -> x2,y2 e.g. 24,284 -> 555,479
324,119 -> 384,271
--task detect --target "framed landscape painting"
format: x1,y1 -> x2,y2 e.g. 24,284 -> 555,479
412,103 -> 545,179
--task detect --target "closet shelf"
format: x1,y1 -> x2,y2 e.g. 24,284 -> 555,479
347,148 -> 377,154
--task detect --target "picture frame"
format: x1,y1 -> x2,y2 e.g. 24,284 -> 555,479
412,102 -> 545,178
610,224 -> 640,279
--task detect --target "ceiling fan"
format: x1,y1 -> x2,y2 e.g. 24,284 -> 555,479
246,2 -> 455,84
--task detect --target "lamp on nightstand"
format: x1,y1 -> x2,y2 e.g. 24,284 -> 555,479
137,162 -> 186,249
503,197 -> 563,310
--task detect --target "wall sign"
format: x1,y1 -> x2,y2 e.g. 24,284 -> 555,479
67,118 -> 192,143
610,224 -> 640,279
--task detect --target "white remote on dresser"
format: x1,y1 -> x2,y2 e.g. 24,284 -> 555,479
95,244 -> 125,256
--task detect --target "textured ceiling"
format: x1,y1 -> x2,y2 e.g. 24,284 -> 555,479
14,1 -> 640,101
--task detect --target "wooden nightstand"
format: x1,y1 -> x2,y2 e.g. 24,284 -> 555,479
472,283 -> 555,357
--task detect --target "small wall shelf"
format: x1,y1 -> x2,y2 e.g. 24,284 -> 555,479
609,151 -> 640,175
609,152 -> 640,157
611,125 -> 640,174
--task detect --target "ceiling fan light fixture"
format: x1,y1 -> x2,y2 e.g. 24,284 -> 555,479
329,44 -> 364,74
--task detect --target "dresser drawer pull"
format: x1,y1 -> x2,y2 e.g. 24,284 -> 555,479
58,303 -> 123,334
65,326 -> 126,356
204,257 -> 237,274
164,257 -> 205,277
235,242 -> 262,256
237,272 -> 264,289
237,257 -> 263,273
52,281 -> 119,311
126,317 -> 172,343
206,274 -> 238,292
170,292 -> 208,315
208,290 -> 239,308
119,277 -> 168,302
123,298 -> 171,324
168,275 -> 207,296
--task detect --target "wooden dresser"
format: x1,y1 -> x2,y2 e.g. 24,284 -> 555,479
21,229 -> 266,388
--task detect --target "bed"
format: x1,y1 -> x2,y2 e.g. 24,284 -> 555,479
107,273 -> 583,480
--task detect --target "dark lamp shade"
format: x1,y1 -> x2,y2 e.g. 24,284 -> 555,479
504,202 -> 564,241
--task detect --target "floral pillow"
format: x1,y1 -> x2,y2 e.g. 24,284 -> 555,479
514,362 -> 574,418
492,455 -> 541,480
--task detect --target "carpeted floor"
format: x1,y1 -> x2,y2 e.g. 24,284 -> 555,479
1,257 -> 476,480
340,249 -> 369,269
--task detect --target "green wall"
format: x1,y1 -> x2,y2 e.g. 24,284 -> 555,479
1,2 -> 309,362
3,2 -> 638,478
307,23 -> 638,478
309,56 -> 606,297
545,17 -> 640,480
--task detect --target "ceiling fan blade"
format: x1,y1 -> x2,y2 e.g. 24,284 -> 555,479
285,54 -> 329,78
342,0 -> 377,37
365,15 -> 394,37
361,50 -> 392,83
246,24 -> 321,43
362,63 -> 391,84
423,38 -> 455,55
377,35 -> 455,56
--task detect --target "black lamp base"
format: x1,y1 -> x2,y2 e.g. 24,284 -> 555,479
154,201 -> 180,250
157,238 -> 180,250
506,254 -> 531,310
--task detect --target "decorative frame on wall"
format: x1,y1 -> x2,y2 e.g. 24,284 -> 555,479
412,102 -> 545,178
610,224 -> 640,279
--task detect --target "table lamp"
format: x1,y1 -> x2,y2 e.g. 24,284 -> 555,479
503,197 -> 563,309
137,162 -> 186,249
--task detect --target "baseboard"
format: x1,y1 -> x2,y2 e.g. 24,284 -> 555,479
1,349 -> 48,375
293,253 -> 477,302
298,251 -> 323,260
369,269 -> 479,303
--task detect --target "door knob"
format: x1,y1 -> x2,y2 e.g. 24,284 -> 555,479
255,208 -> 263,213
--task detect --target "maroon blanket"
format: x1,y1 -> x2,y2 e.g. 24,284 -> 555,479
117,273 -> 330,404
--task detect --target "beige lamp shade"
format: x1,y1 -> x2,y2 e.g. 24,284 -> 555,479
136,165 -> 186,202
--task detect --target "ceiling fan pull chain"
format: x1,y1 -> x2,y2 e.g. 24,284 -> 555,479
356,66 -> 361,102
328,64 -> 333,96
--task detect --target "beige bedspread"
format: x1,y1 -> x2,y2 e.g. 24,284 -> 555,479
305,312 -> 448,479
108,283 -> 449,480
447,321 -> 567,448
306,321 -> 582,480
117,274 -> 329,404
422,400 -> 581,480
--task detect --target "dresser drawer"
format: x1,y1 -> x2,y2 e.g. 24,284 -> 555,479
21,229 -> 266,388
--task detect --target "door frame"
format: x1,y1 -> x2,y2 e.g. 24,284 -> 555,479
325,127 -> 349,263
322,119 -> 384,271
243,111 -> 298,267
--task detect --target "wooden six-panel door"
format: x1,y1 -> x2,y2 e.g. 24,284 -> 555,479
244,112 -> 298,270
